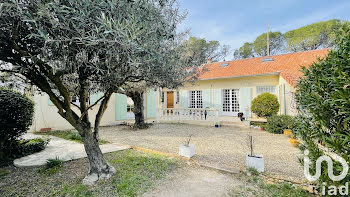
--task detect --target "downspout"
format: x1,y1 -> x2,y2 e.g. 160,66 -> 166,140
210,84 -> 213,108
282,84 -> 286,115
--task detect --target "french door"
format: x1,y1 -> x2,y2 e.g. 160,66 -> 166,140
222,89 -> 240,116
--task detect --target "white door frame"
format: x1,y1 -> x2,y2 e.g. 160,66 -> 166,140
222,89 -> 240,116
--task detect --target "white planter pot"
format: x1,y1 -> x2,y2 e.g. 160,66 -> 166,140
246,154 -> 264,172
179,144 -> 195,158
243,120 -> 251,127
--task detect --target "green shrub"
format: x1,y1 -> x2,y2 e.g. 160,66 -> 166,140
46,158 -> 63,169
251,93 -> 279,118
0,89 -> 34,162
21,138 -> 50,154
38,157 -> 63,175
265,115 -> 295,134
295,25 -> 350,190
66,132 -> 82,141
0,169 -> 9,179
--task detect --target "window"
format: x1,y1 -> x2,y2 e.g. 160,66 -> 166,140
176,91 -> 179,104
127,104 -> 134,112
71,94 -> 90,106
160,91 -> 165,103
256,86 -> 276,94
189,90 -> 202,108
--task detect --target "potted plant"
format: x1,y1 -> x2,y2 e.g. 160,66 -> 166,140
289,135 -> 300,147
283,129 -> 293,137
246,134 -> 264,172
179,135 -> 195,158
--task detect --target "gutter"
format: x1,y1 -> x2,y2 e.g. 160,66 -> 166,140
198,72 -> 280,81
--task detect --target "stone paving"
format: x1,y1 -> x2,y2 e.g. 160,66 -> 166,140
14,133 -> 130,167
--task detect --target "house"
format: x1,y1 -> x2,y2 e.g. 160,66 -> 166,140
30,90 -> 158,131
30,49 -> 328,131
159,49 -> 328,123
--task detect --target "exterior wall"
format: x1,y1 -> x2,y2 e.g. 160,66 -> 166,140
159,74 -> 298,119
30,90 -> 158,132
278,76 -> 298,116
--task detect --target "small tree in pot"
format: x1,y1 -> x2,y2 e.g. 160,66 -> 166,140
245,133 -> 264,172
179,135 -> 195,158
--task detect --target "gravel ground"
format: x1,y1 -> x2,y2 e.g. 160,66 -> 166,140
142,165 -> 241,197
99,123 -> 305,181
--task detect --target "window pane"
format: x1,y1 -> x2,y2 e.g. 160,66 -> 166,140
257,86 -> 275,94
196,91 -> 202,108
232,89 -> 240,112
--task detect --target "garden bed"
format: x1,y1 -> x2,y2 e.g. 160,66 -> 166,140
34,130 -> 109,145
0,150 -> 178,197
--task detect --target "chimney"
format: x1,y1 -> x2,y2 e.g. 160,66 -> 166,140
207,58 -> 212,64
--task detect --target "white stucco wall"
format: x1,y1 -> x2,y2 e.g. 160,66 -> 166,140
30,93 -> 118,131
159,74 -> 298,118
278,76 -> 298,116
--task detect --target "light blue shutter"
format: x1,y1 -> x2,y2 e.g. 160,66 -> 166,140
180,90 -> 189,108
90,92 -> 104,104
146,90 -> 157,118
202,89 -> 211,108
48,96 -> 54,106
115,93 -> 127,120
239,88 -> 252,117
213,89 -> 222,115
276,85 -> 281,115
281,84 -> 286,115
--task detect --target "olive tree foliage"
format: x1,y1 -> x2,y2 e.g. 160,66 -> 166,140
0,0 -> 188,184
117,34 -> 196,129
295,25 -> 350,189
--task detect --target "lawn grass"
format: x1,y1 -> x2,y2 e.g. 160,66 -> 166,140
0,150 -> 178,197
34,130 -> 109,145
229,172 -> 313,197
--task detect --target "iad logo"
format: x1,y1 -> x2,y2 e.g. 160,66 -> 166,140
304,150 -> 349,196
304,150 -> 348,181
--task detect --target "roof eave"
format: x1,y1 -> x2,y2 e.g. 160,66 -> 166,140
198,72 -> 280,81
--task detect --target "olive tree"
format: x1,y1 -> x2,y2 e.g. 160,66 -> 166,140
0,0 -> 186,184
118,40 -> 199,129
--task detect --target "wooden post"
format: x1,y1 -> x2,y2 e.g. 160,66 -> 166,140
267,21 -> 270,56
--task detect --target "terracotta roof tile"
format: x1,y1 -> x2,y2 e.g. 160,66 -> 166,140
198,49 -> 329,87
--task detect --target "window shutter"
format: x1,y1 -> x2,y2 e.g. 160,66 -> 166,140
115,93 -> 127,120
239,88 -> 252,117
213,89 -> 222,115
48,96 -> 54,106
90,92 -> 104,104
146,90 -> 157,118
180,90 -> 189,108
202,89 -> 211,108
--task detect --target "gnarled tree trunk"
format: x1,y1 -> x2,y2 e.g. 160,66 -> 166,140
130,91 -> 148,129
79,126 -> 115,185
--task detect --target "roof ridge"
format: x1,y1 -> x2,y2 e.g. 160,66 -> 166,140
210,48 -> 329,64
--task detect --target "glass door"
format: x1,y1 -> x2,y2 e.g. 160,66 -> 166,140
222,89 -> 240,116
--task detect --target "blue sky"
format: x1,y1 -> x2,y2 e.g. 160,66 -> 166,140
178,0 -> 350,59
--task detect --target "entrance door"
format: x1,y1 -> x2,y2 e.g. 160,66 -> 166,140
167,91 -> 174,108
222,89 -> 240,116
